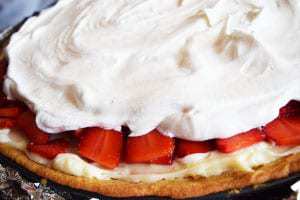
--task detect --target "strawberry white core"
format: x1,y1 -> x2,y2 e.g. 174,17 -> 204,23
4,0 -> 300,140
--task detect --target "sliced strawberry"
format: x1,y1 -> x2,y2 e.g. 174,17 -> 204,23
0,98 -> 26,108
0,58 -> 7,98
0,118 -> 16,128
176,139 -> 214,158
79,128 -> 123,169
151,155 -> 173,165
27,139 -> 69,159
0,58 -> 7,80
216,129 -> 265,153
74,129 -> 84,139
0,57 -> 7,76
0,107 -> 22,118
280,100 -> 300,117
264,116 -> 300,146
124,130 -> 175,165
17,111 -> 49,144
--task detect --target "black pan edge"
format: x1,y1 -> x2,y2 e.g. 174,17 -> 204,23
0,152 -> 298,200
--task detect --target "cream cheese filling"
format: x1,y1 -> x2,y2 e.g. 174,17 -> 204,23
1,128 -> 300,183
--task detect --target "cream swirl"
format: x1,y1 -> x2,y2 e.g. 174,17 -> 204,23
4,0 -> 300,140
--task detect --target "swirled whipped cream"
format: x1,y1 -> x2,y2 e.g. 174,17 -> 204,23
4,0 -> 300,140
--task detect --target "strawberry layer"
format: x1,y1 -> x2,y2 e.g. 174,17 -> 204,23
1,128 -> 300,182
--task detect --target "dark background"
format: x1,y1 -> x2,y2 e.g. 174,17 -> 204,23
0,0 -> 55,31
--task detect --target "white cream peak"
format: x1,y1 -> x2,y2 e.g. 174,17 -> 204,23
5,0 -> 300,140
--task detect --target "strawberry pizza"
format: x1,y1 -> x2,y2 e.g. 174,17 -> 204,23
0,0 -> 300,198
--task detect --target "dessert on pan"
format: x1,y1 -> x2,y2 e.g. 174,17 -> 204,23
0,0 -> 300,198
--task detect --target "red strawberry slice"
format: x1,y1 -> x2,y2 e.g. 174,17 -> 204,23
74,129 -> 84,139
79,128 -> 123,169
124,130 -> 175,165
0,107 -> 22,118
216,129 -> 265,153
0,58 -> 7,80
280,100 -> 300,117
17,111 -> 49,144
176,139 -> 214,158
0,98 -> 26,108
150,155 -> 173,165
0,58 -> 7,98
0,118 -> 16,128
27,139 -> 69,159
264,116 -> 300,146
0,57 -> 7,76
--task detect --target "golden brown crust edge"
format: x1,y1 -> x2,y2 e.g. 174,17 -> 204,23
0,144 -> 300,199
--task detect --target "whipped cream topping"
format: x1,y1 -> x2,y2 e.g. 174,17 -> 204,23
5,0 -> 300,140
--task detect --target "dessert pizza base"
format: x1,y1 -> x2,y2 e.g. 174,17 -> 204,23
0,144 -> 300,198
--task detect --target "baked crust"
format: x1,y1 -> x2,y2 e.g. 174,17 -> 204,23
0,143 -> 300,198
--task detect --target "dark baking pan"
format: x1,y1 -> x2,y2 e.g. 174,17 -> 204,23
0,152 -> 298,200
